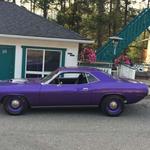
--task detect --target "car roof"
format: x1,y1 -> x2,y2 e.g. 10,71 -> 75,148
56,67 -> 114,81
58,67 -> 99,73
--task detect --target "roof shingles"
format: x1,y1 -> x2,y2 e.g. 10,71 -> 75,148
0,2 -> 88,41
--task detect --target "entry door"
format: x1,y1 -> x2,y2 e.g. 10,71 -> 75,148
0,46 -> 15,80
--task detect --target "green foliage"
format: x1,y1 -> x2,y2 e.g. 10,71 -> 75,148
127,46 -> 141,63
126,31 -> 149,63
20,0 -> 145,59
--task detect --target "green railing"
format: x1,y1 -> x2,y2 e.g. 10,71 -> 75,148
97,8 -> 150,62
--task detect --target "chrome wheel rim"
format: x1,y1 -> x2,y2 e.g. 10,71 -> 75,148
109,101 -> 118,110
11,100 -> 20,109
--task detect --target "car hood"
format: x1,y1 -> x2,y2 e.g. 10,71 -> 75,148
0,78 -> 41,86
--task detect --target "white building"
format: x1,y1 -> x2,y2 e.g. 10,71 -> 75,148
0,2 -> 93,80
145,36 -> 150,63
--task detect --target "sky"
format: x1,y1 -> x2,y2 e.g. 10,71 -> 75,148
15,0 -> 149,9
132,0 -> 149,9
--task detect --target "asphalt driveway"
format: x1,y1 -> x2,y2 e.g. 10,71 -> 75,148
0,97 -> 150,150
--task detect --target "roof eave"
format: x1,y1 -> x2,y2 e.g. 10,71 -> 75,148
0,34 -> 94,44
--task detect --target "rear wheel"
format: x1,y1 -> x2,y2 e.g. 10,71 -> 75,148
101,95 -> 124,117
3,96 -> 28,115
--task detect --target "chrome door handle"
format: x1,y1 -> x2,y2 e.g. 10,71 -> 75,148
82,88 -> 89,91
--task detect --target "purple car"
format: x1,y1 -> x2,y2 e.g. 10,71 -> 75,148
0,67 -> 148,116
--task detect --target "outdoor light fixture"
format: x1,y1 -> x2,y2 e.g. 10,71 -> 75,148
109,36 -> 123,56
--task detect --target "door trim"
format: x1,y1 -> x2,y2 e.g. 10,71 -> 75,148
21,46 -> 66,78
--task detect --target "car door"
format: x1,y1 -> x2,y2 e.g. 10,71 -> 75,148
39,72 -> 92,106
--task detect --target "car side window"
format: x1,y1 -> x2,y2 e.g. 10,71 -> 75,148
75,73 -> 87,84
86,73 -> 98,83
50,72 -> 88,84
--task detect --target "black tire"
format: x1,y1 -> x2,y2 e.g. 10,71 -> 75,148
101,95 -> 124,117
3,96 -> 28,115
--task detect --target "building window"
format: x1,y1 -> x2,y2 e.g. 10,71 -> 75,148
27,50 -> 43,72
44,51 -> 60,71
26,49 -> 61,78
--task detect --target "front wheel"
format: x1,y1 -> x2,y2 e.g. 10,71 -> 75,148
101,95 -> 124,117
3,96 -> 28,115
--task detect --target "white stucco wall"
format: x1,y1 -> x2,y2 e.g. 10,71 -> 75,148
146,35 -> 150,64
0,37 -> 79,78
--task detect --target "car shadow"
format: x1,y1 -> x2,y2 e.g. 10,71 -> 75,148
27,102 -> 150,119
28,107 -> 102,116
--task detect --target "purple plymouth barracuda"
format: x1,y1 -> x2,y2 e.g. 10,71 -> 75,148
0,67 -> 148,116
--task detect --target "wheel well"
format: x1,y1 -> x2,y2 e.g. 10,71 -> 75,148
99,94 -> 126,106
0,95 -> 9,104
0,95 -> 30,108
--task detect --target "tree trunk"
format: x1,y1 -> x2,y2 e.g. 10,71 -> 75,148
124,0 -> 128,26
60,0 -> 63,11
113,0 -> 120,35
68,0 -> 71,7
74,0 -> 80,32
63,0 -> 66,12
30,0 -> 33,12
108,0 -> 112,36
96,0 -> 105,47
60,0 -> 66,12
43,0 -> 48,18
148,0 -> 150,8
33,0 -> 36,13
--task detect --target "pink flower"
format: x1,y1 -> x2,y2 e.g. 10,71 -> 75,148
124,60 -> 131,65
80,47 -> 96,63
114,54 -> 132,65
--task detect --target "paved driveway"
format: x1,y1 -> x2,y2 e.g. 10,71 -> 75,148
0,98 -> 150,150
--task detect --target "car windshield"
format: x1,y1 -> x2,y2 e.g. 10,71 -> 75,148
41,70 -> 59,83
